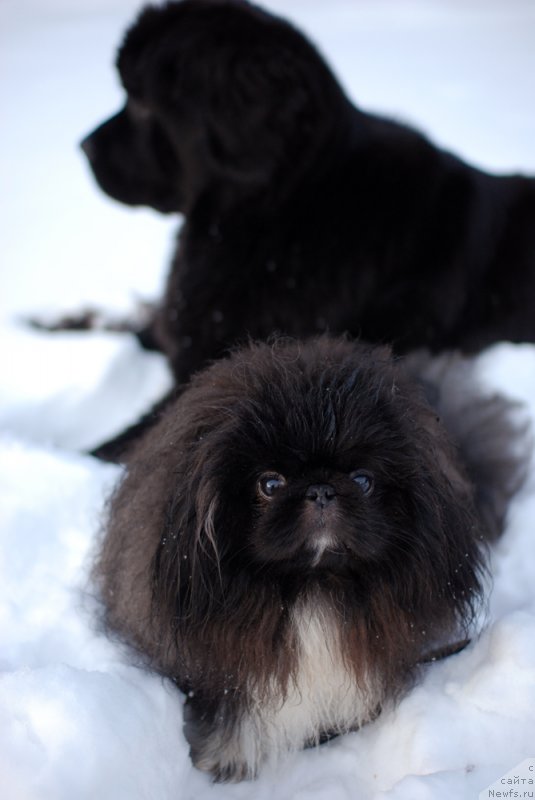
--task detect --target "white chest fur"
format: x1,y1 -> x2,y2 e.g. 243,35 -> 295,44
265,597 -> 379,753
194,597 -> 382,781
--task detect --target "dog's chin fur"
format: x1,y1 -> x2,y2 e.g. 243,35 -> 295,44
93,337 -> 528,782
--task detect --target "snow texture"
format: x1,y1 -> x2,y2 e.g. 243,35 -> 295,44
1,1 -> 535,798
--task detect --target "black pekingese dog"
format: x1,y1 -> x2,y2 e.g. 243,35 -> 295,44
94,336 -> 528,782
80,0 -> 535,390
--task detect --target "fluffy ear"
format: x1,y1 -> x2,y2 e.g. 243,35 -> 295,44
93,390 -> 225,655
197,46 -> 327,182
152,464 -> 224,627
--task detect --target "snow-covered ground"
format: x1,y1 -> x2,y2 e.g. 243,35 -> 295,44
1,1 -> 535,798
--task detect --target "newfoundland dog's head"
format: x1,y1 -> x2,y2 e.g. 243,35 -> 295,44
81,0 -> 349,213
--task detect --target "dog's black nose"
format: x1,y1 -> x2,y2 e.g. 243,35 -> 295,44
306,484 -> 336,507
80,134 -> 96,160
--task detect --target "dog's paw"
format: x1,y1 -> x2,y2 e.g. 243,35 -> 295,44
24,301 -> 161,352
184,699 -> 261,783
26,307 -> 104,333
192,748 -> 255,784
26,301 -> 155,333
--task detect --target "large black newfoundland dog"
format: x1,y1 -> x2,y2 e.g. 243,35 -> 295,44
81,0 -> 535,391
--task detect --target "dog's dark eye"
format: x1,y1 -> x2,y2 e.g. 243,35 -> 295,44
350,471 -> 374,496
257,472 -> 287,499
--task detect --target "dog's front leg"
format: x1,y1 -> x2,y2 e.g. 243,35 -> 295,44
183,693 -> 266,783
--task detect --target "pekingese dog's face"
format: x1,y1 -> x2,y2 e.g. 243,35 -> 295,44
95,337 -> 524,782
203,359 -> 449,580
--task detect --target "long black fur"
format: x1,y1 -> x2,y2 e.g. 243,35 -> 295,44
93,336 -> 528,781
82,0 -> 535,390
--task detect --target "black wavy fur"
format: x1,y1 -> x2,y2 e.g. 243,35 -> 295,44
81,0 -> 535,388
93,336 -> 529,781
80,0 -> 535,461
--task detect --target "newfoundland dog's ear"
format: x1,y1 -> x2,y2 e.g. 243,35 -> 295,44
195,46 -> 331,184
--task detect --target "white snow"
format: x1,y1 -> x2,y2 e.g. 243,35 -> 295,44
1,1 -> 535,798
